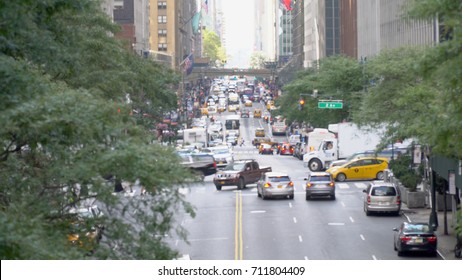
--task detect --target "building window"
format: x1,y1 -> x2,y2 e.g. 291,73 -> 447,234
158,43 -> 167,51
158,29 -> 167,36
158,1 -> 167,9
158,16 -> 167,23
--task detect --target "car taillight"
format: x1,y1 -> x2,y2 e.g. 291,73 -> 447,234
213,161 -> 217,169
367,195 -> 371,204
396,195 -> 401,204
264,183 -> 271,188
400,236 -> 412,241
329,182 -> 335,187
306,183 -> 312,188
288,181 -> 294,187
427,236 -> 437,242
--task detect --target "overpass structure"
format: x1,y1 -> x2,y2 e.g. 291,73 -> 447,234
185,67 -> 276,81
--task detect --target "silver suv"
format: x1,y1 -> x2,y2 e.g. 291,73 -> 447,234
363,181 -> 401,216
304,172 -> 336,200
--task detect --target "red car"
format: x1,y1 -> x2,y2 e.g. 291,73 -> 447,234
278,143 -> 294,155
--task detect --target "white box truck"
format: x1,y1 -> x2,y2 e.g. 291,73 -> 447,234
293,128 -> 336,160
303,122 -> 384,171
183,127 -> 208,147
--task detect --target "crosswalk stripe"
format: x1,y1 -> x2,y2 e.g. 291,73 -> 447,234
337,183 -> 349,189
354,182 -> 367,189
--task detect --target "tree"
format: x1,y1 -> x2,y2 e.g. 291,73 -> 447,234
249,52 -> 268,69
353,46 -> 437,147
202,29 -> 226,67
354,0 -> 462,237
0,0 -> 194,259
277,55 -> 363,127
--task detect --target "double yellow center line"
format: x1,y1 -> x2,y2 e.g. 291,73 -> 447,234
235,191 -> 243,260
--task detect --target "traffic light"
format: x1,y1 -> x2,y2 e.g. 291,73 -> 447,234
298,98 -> 305,110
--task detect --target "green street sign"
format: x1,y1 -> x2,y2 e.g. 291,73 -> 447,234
318,101 -> 343,109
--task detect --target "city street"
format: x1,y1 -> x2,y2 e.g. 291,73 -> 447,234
167,108 -> 441,260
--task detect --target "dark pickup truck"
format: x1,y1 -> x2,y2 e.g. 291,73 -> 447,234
213,159 -> 272,190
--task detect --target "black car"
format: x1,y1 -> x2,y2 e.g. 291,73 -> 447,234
393,222 -> 437,257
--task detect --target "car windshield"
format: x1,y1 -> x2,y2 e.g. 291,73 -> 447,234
269,176 -> 290,182
403,224 -> 432,233
309,175 -> 331,182
224,163 -> 245,171
371,186 -> 396,196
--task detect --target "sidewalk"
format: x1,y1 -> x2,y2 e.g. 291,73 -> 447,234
402,204 -> 460,260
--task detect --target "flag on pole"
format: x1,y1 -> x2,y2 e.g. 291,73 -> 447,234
202,0 -> 208,14
281,0 -> 293,11
183,53 -> 194,76
191,11 -> 201,34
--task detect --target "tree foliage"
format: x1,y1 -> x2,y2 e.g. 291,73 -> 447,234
202,29 -> 226,66
249,52 -> 268,69
0,0 -> 194,259
277,55 -> 363,127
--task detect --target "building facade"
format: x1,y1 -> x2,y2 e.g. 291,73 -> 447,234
357,0 -> 437,59
255,0 -> 277,62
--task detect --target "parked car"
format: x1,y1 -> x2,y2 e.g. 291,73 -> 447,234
393,222 -> 437,257
213,159 -> 272,190
363,181 -> 401,215
304,172 -> 336,200
326,157 -> 389,182
257,172 -> 294,200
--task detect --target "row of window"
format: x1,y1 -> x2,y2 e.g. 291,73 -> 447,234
158,1 -> 167,52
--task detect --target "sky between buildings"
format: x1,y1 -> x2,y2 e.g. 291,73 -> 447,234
221,0 -> 255,68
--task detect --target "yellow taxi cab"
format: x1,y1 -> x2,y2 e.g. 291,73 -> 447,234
266,100 -> 274,110
201,108 -> 209,116
326,157 -> 389,182
228,104 -> 237,112
217,105 -> 226,112
255,128 -> 265,137
253,109 -> 262,118
245,100 -> 253,107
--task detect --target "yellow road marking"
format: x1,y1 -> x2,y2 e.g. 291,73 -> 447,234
235,191 -> 243,260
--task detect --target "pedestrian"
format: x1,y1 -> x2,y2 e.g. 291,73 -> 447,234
114,178 -> 123,193
240,139 -> 245,146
